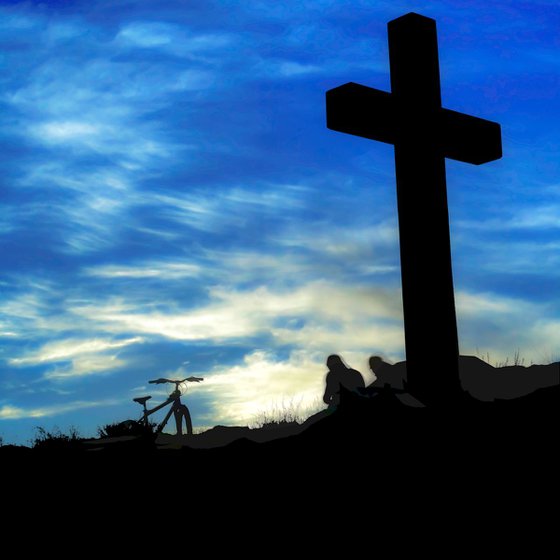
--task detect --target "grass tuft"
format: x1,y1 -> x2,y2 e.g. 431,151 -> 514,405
97,419 -> 156,438
250,397 -> 324,430
31,426 -> 82,451
476,348 -> 529,367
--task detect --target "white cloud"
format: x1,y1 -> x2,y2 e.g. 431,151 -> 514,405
197,350 -> 329,425
69,280 -> 404,347
7,46 -> 197,180
117,22 -> 175,48
0,285 -> 68,337
512,206 -> 560,229
200,249 -> 323,285
9,46 -> 179,252
84,262 -> 202,280
36,121 -> 102,142
0,399 -> 120,420
9,337 -> 143,366
14,164 -> 140,253
457,292 -> 521,316
272,320 -> 404,359
7,336 -> 143,381
153,184 -> 308,234
456,291 -> 560,364
25,114 -> 172,163
59,280 -> 559,372
172,70 -> 215,91
153,193 -> 223,233
451,235 -> 560,279
44,354 -> 128,380
20,164 -> 132,195
280,221 -> 399,260
115,22 -> 232,55
457,203 -> 560,231
277,61 -> 322,77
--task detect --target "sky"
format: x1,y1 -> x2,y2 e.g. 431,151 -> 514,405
0,0 -> 558,444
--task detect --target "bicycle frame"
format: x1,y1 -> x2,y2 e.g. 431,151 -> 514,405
134,377 -> 202,436
136,392 -> 193,436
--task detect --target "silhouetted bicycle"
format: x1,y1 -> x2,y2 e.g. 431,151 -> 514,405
133,376 -> 203,436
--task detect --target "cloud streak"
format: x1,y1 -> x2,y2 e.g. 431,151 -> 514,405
9,337 -> 143,366
0,398 -> 121,420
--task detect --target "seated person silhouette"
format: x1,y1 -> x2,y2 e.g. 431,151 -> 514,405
367,355 -> 424,407
323,354 -> 365,406
368,356 -> 406,390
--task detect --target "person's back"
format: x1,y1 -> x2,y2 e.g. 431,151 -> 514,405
368,356 -> 407,390
323,354 -> 365,406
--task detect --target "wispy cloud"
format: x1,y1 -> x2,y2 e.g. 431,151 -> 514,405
457,291 -> 560,363
151,184 -> 309,234
43,354 -> 128,380
0,398 -> 121,420
68,280 -> 404,348
198,349 -> 329,425
256,60 -> 324,79
0,284 -> 70,338
84,262 -> 202,280
7,336 -> 143,382
457,203 -> 560,232
9,337 -> 143,366
115,21 -> 233,57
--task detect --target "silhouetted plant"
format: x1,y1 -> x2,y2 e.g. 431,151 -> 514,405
251,397 -> 324,429
32,426 -> 83,452
97,419 -> 156,438
257,416 -> 300,430
476,349 -> 529,367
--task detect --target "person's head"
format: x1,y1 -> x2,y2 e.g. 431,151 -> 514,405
369,356 -> 384,372
326,354 -> 345,371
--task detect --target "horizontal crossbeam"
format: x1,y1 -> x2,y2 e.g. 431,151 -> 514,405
326,82 -> 502,164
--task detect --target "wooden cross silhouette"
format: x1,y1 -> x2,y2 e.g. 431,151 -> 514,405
326,13 -> 502,407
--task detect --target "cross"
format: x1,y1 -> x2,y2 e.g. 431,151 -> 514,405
326,13 -> 502,407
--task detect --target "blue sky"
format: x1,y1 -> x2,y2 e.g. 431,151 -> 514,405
0,0 -> 558,444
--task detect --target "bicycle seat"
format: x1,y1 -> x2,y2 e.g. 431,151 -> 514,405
133,396 -> 152,405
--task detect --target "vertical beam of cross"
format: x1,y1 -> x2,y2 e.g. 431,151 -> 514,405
326,13 -> 502,407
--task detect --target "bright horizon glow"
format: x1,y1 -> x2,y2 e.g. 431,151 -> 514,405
0,0 -> 559,444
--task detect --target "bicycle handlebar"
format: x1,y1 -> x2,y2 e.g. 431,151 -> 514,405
148,377 -> 204,385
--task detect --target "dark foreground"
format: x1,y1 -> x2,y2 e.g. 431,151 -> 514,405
2,357 -> 558,506
2,382 -> 558,488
